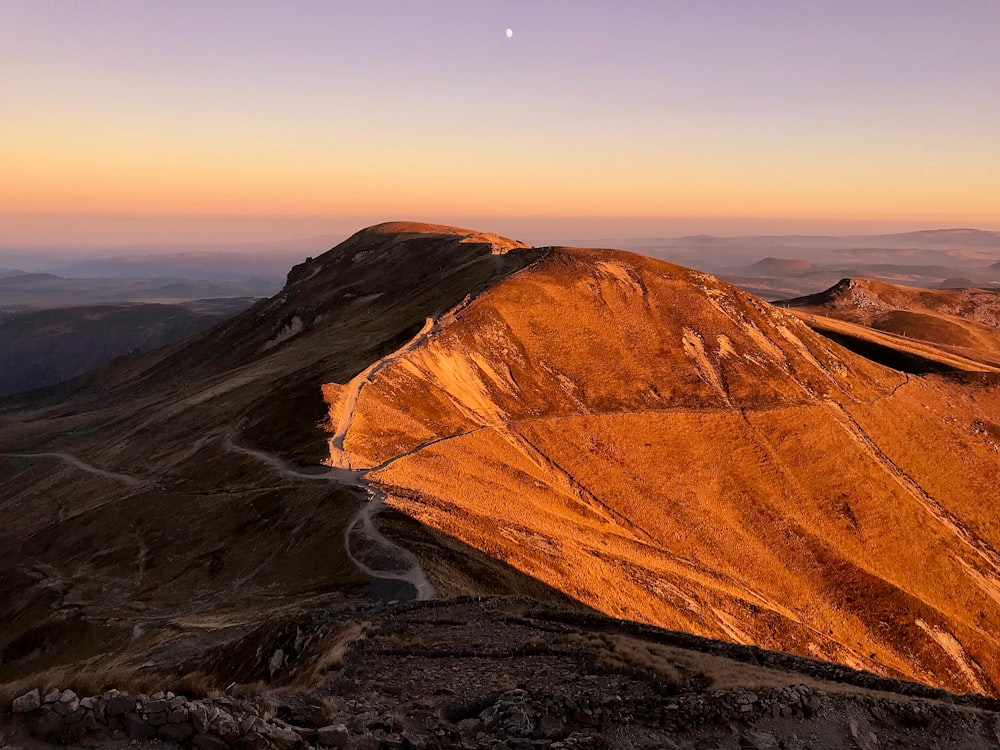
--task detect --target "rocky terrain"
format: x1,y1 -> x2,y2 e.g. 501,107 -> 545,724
4,598 -> 1000,749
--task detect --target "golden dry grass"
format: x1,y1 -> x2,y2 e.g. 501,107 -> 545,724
338,248 -> 1000,696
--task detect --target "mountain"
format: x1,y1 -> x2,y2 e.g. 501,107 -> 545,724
0,299 -> 255,397
323,238 -> 1000,695
0,273 -> 277,311
747,257 -> 812,274
0,272 -> 61,285
53,251 -> 298,283
779,279 -> 1000,370
2,223 -> 999,720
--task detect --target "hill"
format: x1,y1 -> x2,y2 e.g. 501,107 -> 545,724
1,223 -> 999,732
748,257 -> 812,274
779,279 -> 1000,369
318,243 -> 1000,695
0,299 -> 255,397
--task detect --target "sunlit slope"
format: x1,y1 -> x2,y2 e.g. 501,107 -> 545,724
781,279 -> 1000,369
331,247 -> 1000,695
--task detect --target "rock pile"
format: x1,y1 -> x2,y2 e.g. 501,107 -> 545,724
9,687 -> 307,749
5,682 -> 830,749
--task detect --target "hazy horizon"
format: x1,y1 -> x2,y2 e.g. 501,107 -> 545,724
4,1 -> 1000,249
5,213 -> 1000,257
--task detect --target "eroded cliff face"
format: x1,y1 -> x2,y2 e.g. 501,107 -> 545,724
326,246 -> 1000,695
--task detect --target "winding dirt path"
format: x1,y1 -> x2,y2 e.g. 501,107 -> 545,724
226,435 -> 436,600
0,451 -> 145,487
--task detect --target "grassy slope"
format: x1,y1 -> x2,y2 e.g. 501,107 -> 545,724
780,280 -> 1000,370
338,248 -> 1000,695
0,224 -> 543,685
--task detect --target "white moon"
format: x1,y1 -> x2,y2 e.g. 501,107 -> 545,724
506,28 -> 513,38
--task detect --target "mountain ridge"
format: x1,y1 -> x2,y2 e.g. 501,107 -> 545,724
1,222 -> 999,708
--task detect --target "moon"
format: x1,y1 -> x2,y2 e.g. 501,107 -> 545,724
506,28 -> 513,38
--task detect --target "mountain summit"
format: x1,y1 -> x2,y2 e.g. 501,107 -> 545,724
1,223 -> 999,703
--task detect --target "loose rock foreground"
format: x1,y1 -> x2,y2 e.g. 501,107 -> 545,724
4,598 -> 1000,749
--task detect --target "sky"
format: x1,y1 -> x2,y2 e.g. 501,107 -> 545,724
2,0 -> 1000,248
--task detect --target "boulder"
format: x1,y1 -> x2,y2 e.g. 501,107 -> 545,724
11,689 -> 41,713
193,734 -> 232,750
159,721 -> 196,742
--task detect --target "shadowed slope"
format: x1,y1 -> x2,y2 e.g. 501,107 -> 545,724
780,279 -> 1000,370
328,247 -> 1000,695
0,223 -> 545,687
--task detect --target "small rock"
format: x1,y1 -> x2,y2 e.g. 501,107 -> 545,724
81,712 -> 101,731
190,704 -> 211,734
35,707 -> 63,736
239,713 -> 257,734
211,711 -> 239,738
850,718 -> 879,750
349,712 -> 377,733
193,734 -> 231,750
536,714 -> 564,739
740,731 -> 780,750
169,706 -> 189,723
106,694 -> 135,716
12,689 -> 41,713
456,718 -> 484,735
266,725 -> 302,749
145,698 -> 169,713
123,711 -> 157,741
168,695 -> 188,708
317,723 -> 350,748
43,689 -> 61,704
158,721 -> 196,742
53,691 -> 80,716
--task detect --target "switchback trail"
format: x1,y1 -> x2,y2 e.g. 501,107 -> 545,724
226,436 -> 435,600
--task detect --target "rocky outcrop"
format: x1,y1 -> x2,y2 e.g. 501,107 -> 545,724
7,688 -> 311,749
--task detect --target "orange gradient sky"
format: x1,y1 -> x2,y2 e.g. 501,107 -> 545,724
3,2 -> 1000,246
